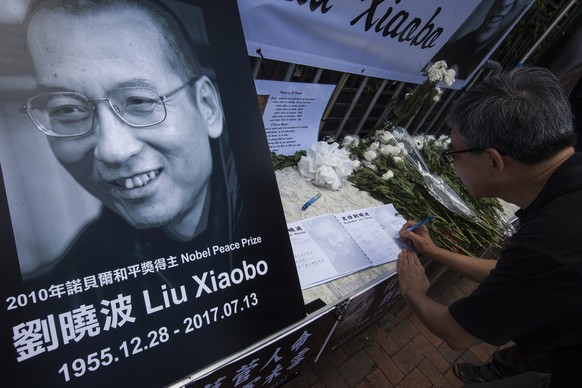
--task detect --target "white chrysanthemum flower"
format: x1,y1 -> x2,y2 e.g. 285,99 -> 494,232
443,68 -> 456,86
378,130 -> 395,144
427,60 -> 454,85
393,156 -> 403,164
427,67 -> 443,83
363,149 -> 378,161
363,161 -> 378,171
442,137 -> 451,148
381,170 -> 395,181
368,142 -> 380,151
393,131 -> 405,140
352,159 -> 362,170
427,60 -> 447,81
342,134 -> 360,148
434,60 -> 447,70
379,144 -> 402,156
413,137 -> 424,150
433,86 -> 443,102
436,135 -> 451,149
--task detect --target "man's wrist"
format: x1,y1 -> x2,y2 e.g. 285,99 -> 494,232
402,288 -> 428,303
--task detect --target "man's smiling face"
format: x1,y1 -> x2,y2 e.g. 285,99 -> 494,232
27,6 -> 220,233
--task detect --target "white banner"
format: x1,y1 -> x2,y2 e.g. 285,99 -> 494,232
239,0 -> 534,88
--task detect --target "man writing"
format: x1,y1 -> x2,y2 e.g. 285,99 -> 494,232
22,0 -> 243,283
398,67 -> 582,387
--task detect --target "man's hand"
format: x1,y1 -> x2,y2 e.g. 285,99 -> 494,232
399,221 -> 438,258
397,249 -> 430,301
397,249 -> 483,351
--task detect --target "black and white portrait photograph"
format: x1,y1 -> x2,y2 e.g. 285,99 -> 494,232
0,1 -> 306,386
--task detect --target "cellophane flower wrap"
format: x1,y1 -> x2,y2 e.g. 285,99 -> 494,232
297,141 -> 354,190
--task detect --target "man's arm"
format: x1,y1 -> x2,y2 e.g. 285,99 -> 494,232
422,246 -> 497,284
397,249 -> 482,350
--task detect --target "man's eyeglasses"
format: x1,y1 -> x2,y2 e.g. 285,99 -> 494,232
441,148 -> 485,163
20,78 -> 197,138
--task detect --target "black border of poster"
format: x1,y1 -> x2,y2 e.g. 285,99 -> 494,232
325,272 -> 402,352
184,305 -> 337,387
0,1 -> 306,386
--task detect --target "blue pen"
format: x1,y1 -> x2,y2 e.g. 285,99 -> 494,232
407,215 -> 435,232
301,193 -> 321,211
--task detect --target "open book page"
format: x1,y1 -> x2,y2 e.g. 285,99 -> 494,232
334,206 -> 405,266
287,223 -> 341,288
367,204 -> 412,254
288,214 -> 372,289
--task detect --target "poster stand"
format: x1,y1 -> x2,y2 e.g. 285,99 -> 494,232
177,267 -> 401,387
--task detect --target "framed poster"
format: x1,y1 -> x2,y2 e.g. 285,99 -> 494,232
0,1 -> 306,386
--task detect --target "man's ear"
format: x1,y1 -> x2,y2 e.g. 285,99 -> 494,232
194,76 -> 223,139
485,148 -> 505,176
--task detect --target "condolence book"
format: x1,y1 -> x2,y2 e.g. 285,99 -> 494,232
288,204 -> 409,289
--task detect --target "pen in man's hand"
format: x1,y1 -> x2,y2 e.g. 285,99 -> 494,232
301,193 -> 321,211
406,215 -> 435,232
